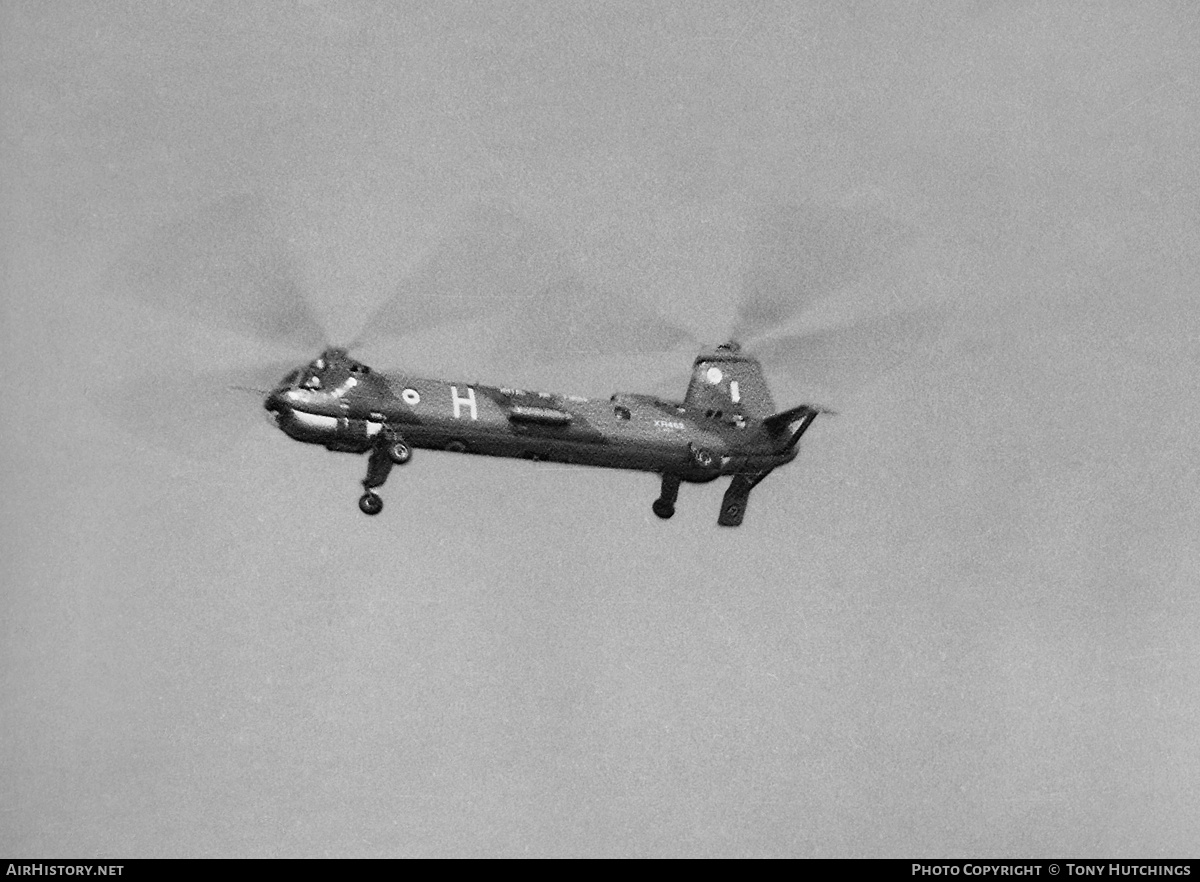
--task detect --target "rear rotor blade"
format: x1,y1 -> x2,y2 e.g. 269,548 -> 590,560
729,198 -> 915,344
747,302 -> 953,396
726,193 -> 971,340
723,195 -> 966,396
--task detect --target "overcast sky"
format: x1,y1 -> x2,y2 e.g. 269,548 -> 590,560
3,1 -> 1199,857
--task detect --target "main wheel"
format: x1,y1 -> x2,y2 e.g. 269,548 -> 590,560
652,499 -> 675,520
387,440 -> 412,465
689,443 -> 717,470
358,492 -> 383,515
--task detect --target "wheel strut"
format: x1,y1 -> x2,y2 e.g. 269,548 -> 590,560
358,436 -> 404,515
653,474 -> 681,520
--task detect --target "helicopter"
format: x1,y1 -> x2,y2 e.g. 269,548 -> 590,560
107,194 -> 955,526
263,340 -> 831,525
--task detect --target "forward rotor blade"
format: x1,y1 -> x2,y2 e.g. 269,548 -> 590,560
111,193 -> 329,353
349,203 -> 568,349
109,359 -> 301,459
500,276 -> 695,365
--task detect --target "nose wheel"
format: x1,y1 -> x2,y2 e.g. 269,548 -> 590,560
357,430 -> 411,515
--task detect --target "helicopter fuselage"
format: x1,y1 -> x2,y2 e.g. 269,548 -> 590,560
269,368 -> 791,479
264,347 -> 820,524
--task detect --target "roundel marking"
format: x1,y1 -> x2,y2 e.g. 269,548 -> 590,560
402,388 -> 421,406
706,367 -> 723,385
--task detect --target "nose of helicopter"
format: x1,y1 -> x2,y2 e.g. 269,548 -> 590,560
263,387 -> 300,437
264,385 -> 302,422
264,388 -> 285,414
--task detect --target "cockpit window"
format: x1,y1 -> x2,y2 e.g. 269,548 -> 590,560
302,375 -> 322,390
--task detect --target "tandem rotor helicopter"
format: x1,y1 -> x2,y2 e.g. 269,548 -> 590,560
112,195 -> 951,527
264,340 -> 829,525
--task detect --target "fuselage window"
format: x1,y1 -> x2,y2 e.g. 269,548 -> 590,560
614,405 -> 632,421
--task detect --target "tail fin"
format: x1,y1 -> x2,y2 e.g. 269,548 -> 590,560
684,343 -> 776,420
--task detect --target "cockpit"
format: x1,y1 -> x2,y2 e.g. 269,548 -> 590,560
297,354 -> 330,389
284,349 -> 373,391
267,349 -> 373,416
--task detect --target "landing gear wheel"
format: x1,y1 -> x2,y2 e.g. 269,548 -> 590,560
387,440 -> 412,465
358,492 -> 383,515
652,499 -> 675,520
689,443 -> 718,470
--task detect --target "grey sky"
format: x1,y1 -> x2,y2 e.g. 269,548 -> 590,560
2,1 -> 1198,857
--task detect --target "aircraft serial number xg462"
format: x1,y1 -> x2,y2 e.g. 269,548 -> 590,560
264,342 -> 829,526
